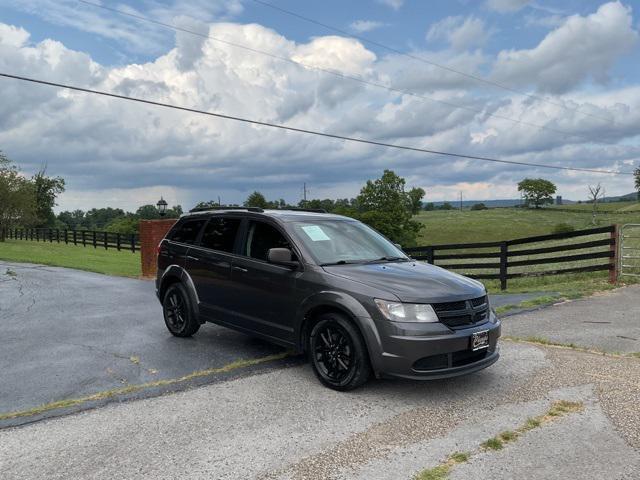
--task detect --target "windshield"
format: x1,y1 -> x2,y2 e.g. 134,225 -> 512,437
290,220 -> 408,265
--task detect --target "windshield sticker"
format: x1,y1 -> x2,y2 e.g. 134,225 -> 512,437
301,225 -> 331,241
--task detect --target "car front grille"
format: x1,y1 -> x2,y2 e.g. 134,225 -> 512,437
432,295 -> 489,329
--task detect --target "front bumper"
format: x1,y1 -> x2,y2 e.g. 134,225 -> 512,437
370,317 -> 501,380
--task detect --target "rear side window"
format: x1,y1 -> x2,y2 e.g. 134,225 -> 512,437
244,221 -> 294,262
169,218 -> 207,245
200,217 -> 241,253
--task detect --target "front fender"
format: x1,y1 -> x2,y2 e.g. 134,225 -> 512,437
295,291 -> 384,374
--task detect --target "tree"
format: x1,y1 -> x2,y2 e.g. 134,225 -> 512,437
587,183 -> 603,225
407,187 -> 426,215
438,202 -> 453,210
423,202 -> 435,211
353,170 -> 423,246
471,203 -> 487,211
32,166 -> 65,228
517,178 -> 556,208
635,167 -> 640,201
244,191 -> 268,208
0,152 -> 36,240
194,200 -> 220,209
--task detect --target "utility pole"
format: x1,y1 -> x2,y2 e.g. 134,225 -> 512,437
302,183 -> 308,203
217,195 -> 221,206
459,191 -> 463,211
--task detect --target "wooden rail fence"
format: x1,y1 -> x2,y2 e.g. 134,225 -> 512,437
404,225 -> 618,290
2,227 -> 140,253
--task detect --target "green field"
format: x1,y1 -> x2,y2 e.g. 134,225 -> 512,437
550,201 -> 640,213
415,207 -> 640,245
0,239 -> 141,277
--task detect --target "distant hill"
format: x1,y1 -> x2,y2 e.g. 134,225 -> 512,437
600,192 -> 638,203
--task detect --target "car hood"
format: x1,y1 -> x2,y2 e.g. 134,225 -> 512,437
322,261 -> 485,303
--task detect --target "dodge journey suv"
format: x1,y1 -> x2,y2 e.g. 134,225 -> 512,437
156,207 -> 500,390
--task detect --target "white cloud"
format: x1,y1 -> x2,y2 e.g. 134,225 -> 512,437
486,0 -> 530,13
492,1 -> 638,93
350,20 -> 387,33
0,24 -> 30,47
376,0 -> 404,11
0,19 -> 639,211
427,16 -> 492,51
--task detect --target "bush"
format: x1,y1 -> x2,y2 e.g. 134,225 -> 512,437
552,223 -> 575,234
471,203 -> 487,211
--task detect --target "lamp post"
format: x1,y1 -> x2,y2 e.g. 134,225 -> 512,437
156,197 -> 168,217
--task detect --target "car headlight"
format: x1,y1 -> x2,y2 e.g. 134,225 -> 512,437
374,299 -> 439,323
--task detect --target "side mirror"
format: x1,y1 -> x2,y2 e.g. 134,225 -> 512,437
394,243 -> 403,250
267,248 -> 299,269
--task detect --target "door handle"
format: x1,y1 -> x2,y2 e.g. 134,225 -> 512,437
233,266 -> 248,273
186,255 -> 200,261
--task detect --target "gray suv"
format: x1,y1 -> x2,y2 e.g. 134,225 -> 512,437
156,207 -> 500,390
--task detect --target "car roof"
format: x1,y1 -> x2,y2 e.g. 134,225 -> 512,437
180,208 -> 352,223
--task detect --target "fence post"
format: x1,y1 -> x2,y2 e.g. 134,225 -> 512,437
82,230 -> 86,247
49,228 -> 53,243
610,224 -> 619,284
130,234 -> 136,253
103,231 -> 108,250
92,231 -> 97,249
56,229 -> 59,243
116,233 -> 121,251
73,230 -> 77,245
500,242 -> 508,291
426,246 -> 434,265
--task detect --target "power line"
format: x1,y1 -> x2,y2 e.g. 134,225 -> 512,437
250,0 -> 613,124
1,72 -> 632,176
76,0 -> 618,147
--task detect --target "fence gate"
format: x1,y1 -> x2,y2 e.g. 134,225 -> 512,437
620,224 -> 640,278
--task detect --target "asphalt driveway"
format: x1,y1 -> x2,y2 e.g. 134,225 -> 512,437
1,260 -> 540,425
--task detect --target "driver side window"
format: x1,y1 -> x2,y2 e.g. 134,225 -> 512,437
244,221 -> 296,262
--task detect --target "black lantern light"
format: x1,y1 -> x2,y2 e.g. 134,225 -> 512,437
156,196 -> 168,217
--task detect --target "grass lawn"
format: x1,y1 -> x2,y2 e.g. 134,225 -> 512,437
414,207 -> 640,245
0,239 -> 141,278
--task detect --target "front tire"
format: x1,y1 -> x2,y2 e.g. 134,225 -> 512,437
162,283 -> 200,337
308,313 -> 371,391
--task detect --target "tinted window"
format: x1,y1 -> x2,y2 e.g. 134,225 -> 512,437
200,217 -> 241,253
169,218 -> 206,245
244,221 -> 294,261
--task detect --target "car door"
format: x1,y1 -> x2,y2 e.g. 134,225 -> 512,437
229,219 -> 300,344
186,215 -> 242,325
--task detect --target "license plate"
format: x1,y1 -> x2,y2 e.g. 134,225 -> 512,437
471,330 -> 489,351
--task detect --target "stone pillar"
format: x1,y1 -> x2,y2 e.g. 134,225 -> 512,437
139,219 -> 177,278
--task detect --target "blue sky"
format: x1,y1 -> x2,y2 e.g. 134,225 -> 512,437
1,0 -> 639,210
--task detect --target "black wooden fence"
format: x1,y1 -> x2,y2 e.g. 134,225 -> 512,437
2,227 -> 140,252
404,225 -> 618,290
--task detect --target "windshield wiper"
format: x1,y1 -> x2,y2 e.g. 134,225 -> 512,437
363,256 -> 409,264
319,260 -> 364,266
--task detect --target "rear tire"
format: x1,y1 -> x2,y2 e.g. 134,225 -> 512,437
308,312 -> 371,391
162,283 -> 200,337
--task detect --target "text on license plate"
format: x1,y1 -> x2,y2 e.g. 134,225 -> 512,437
471,330 -> 489,351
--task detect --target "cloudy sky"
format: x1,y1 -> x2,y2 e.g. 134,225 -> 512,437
1,0 -> 639,211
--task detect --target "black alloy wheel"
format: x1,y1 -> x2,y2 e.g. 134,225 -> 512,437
162,283 -> 200,337
309,313 -> 371,390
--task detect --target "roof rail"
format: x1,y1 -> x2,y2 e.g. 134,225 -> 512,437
276,207 -> 327,213
188,206 -> 264,213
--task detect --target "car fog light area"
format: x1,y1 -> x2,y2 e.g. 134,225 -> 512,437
374,299 -> 439,323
